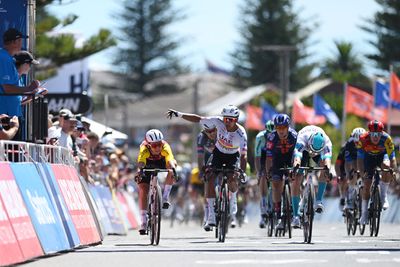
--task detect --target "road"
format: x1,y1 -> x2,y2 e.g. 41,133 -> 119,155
23,219 -> 400,267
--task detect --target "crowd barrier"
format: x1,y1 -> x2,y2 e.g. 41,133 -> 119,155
0,141 -> 140,266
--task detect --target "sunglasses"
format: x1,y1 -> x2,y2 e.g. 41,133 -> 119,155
150,142 -> 163,148
223,117 -> 237,123
275,125 -> 288,130
370,132 -> 382,138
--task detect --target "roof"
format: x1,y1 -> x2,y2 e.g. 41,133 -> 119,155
82,116 -> 128,140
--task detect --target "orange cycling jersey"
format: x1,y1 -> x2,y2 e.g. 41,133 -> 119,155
137,140 -> 175,165
356,131 -> 395,159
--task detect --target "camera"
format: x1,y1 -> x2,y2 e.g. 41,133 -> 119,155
0,116 -> 10,125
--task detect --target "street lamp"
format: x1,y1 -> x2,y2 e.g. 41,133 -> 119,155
254,45 -> 296,114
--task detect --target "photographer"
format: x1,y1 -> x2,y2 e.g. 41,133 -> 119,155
0,114 -> 19,140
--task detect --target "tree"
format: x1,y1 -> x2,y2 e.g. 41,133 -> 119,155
115,0 -> 185,94
320,41 -> 369,86
231,0 -> 316,90
35,0 -> 116,79
362,0 -> 400,72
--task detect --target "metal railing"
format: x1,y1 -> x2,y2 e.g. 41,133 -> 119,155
0,140 -> 75,165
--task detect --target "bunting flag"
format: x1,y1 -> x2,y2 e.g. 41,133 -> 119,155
313,94 -> 340,128
346,85 -> 387,122
292,99 -> 326,125
206,60 -> 231,75
390,72 -> 400,103
261,102 -> 278,124
245,105 -> 264,130
375,80 -> 400,109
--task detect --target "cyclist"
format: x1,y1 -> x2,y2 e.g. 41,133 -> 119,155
357,120 -> 398,225
336,127 -> 365,211
254,120 -> 274,228
197,121 -> 217,231
134,129 -> 177,235
167,105 -> 248,229
265,114 -> 297,230
292,125 -> 332,228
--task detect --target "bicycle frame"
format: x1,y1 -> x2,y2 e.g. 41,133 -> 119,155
142,168 -> 169,245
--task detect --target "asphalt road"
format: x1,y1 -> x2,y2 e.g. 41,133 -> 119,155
22,218 -> 400,267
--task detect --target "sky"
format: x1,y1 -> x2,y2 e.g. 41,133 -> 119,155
50,0 -> 381,75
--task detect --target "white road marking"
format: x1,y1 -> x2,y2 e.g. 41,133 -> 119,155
357,258 -> 400,263
196,259 -> 328,265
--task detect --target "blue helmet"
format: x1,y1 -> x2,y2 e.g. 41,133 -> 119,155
309,132 -> 325,153
274,114 -> 290,126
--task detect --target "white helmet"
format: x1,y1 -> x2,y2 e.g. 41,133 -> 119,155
221,105 -> 240,118
201,121 -> 216,131
145,129 -> 164,143
351,127 -> 366,142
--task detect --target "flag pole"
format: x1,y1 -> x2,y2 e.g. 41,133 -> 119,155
341,82 -> 348,144
388,65 -> 393,135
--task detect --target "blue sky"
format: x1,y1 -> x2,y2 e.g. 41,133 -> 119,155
50,0 -> 380,75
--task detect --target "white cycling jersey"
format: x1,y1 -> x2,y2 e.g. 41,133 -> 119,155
200,117 -> 247,155
294,125 -> 332,160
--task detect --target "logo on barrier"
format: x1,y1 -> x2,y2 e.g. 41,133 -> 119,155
0,180 -> 29,219
27,190 -> 56,225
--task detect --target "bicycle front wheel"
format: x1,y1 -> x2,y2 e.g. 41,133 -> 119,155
283,184 -> 292,239
150,185 -> 162,245
219,184 -> 229,242
370,186 -> 381,237
303,183 -> 314,244
357,187 -> 365,235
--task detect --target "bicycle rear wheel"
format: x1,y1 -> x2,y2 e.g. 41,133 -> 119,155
283,184 -> 292,239
345,209 -> 352,236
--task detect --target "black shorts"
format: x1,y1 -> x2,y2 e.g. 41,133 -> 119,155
301,151 -> 321,167
363,153 -> 386,179
139,158 -> 167,184
271,154 -> 293,180
211,148 -> 240,170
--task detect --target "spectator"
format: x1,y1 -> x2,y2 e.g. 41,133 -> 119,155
0,114 -> 19,140
0,29 -> 39,116
58,109 -> 77,151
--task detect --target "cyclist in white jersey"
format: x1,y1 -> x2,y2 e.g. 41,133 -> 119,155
167,105 -> 248,229
291,125 -> 332,228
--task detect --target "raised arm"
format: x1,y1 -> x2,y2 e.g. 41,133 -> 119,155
166,109 -> 202,123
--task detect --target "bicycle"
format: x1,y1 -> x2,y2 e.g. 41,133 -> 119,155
141,168 -> 170,245
344,170 -> 361,236
368,167 -> 393,237
209,164 -> 243,243
276,167 -> 293,239
296,166 -> 330,244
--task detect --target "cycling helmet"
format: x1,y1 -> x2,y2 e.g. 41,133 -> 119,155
221,105 -> 240,118
367,120 -> 384,132
309,132 -> 325,153
145,129 -> 164,143
274,113 -> 290,126
202,121 -> 216,131
265,120 -> 275,133
351,127 -> 366,142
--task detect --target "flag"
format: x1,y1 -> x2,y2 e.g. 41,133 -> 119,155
346,85 -> 387,122
292,99 -> 326,125
245,105 -> 263,130
261,102 -> 278,124
375,80 -> 390,108
206,60 -> 231,76
313,94 -> 340,128
390,72 -> 400,103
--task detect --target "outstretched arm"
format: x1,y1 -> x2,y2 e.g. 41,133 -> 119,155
166,109 -> 202,123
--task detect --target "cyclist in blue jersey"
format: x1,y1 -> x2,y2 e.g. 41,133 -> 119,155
265,114 -> 297,230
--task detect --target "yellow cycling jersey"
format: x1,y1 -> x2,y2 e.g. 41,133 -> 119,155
190,167 -> 203,185
137,140 -> 175,165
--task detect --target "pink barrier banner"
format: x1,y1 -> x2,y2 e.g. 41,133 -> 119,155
116,191 -> 138,229
0,162 -> 43,262
51,164 -> 100,245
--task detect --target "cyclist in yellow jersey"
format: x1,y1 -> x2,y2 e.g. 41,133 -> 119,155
134,129 -> 177,235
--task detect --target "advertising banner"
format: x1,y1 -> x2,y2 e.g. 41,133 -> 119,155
122,191 -> 141,228
0,196 -> 24,266
0,162 -> 43,260
11,163 -> 70,253
116,191 -> 138,229
40,163 -> 80,248
0,0 -> 27,47
51,164 -> 100,245
88,184 -> 114,235
95,185 -> 126,235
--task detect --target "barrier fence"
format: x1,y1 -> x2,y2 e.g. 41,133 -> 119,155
0,141 -> 140,266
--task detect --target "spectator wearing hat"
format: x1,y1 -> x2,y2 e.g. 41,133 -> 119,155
0,28 -> 40,116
